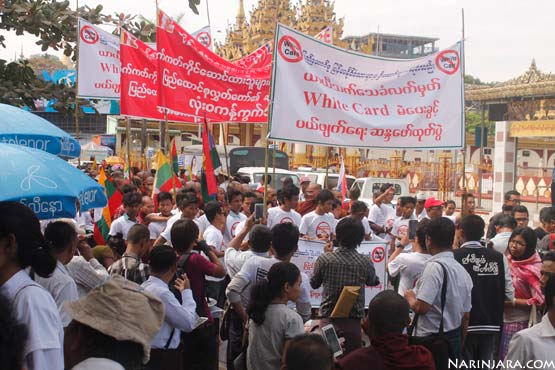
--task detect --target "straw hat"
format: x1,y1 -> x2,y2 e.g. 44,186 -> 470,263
64,275 -> 165,363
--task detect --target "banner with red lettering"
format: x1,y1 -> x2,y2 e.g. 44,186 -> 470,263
191,25 -> 213,51
233,42 -> 272,70
77,19 -> 120,99
120,30 -> 195,122
292,239 -> 388,307
269,24 -> 464,149
156,10 -> 270,123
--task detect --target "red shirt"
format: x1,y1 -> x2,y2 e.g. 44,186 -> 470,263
179,252 -> 216,322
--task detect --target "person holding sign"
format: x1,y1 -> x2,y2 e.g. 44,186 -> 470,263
310,217 -> 379,354
299,189 -> 336,241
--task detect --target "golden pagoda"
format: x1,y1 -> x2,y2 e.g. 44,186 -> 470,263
216,0 -> 346,59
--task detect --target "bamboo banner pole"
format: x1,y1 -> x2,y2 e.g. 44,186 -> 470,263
74,0 -> 81,165
460,7 -> 467,216
125,117 -> 132,177
324,148 -> 330,189
221,123 -> 230,176
272,141 -> 276,188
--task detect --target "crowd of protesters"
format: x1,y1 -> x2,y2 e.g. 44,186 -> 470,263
1,163 -> 555,370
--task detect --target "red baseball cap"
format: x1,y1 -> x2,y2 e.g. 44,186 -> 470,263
424,197 -> 445,209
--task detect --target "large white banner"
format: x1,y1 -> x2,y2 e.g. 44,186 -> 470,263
269,24 -> 464,149
77,19 -> 120,99
291,239 -> 388,308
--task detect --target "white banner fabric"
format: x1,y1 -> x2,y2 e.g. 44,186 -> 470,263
269,24 -> 464,149
191,25 -> 213,51
77,19 -> 120,99
291,239 -> 389,308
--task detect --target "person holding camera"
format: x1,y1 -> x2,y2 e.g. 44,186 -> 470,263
170,219 -> 226,370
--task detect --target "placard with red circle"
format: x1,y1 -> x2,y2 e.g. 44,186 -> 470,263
278,35 -> 303,63
80,25 -> 99,45
196,31 -> 212,48
372,247 -> 385,263
435,50 -> 460,75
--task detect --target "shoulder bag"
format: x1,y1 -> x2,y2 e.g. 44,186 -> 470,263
408,262 -> 451,370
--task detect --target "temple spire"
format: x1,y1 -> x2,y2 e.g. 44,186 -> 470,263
236,0 -> 246,25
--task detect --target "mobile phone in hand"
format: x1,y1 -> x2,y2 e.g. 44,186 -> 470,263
254,203 -> 264,221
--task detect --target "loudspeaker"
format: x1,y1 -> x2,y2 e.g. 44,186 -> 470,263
488,103 -> 508,121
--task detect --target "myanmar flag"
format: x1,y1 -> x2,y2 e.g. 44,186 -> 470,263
153,150 -> 182,199
200,120 -> 220,203
170,137 -> 179,176
93,167 -> 122,244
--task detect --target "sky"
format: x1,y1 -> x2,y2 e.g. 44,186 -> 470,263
2,0 -> 555,83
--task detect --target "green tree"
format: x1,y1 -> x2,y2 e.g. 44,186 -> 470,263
465,110 -> 494,135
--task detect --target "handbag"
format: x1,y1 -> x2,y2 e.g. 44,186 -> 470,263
220,303 -> 231,341
147,329 -> 184,370
233,323 -> 249,370
408,262 -> 451,370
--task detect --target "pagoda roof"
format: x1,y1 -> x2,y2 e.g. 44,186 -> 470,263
466,60 -> 555,101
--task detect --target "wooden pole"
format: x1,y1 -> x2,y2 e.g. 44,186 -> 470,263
324,148 -> 330,189
460,8 -> 467,215
74,0 -> 81,165
125,117 -> 132,176
221,123 -> 230,177
272,141 -> 276,188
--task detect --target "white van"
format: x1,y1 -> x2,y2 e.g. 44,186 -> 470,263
350,177 -> 409,206
295,171 -> 356,190
236,167 -> 300,190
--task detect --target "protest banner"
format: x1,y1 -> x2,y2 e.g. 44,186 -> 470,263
233,42 -> 272,70
291,239 -> 388,308
120,30 -> 196,122
156,10 -> 271,123
191,25 -> 213,51
77,19 -> 120,99
269,24 -> 464,149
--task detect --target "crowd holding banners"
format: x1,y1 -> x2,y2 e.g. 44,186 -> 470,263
268,23 -> 464,149
156,9 -> 271,123
5,13 -> 555,370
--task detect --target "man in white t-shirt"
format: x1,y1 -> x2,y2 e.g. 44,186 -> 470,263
267,185 -> 302,229
148,192 -> 174,241
347,200 -> 374,241
225,189 -> 247,244
368,185 -> 396,240
414,192 -> 428,221
153,194 -> 200,247
390,196 -> 417,254
388,217 -> 432,296
299,189 -> 336,241
109,192 -> 142,240
203,201 -> 228,308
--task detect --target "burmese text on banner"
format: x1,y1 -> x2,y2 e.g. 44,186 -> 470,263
77,19 -> 120,99
233,42 -> 272,71
156,10 -> 271,123
291,239 -> 388,308
269,24 -> 464,149
120,30 -> 196,122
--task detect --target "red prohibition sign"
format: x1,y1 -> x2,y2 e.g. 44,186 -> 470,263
196,31 -> 212,47
80,25 -> 99,45
435,50 -> 460,75
372,247 -> 385,263
278,35 -> 303,63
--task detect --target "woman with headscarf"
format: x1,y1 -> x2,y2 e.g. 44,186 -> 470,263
500,227 -> 544,360
0,202 -> 64,370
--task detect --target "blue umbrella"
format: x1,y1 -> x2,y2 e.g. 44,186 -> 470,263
0,144 -> 107,219
0,103 -> 81,158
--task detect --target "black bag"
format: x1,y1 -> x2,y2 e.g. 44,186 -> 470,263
146,329 -> 184,370
408,262 -> 452,370
233,324 -> 249,370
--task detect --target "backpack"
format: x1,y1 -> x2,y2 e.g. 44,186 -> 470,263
171,252 -> 209,317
